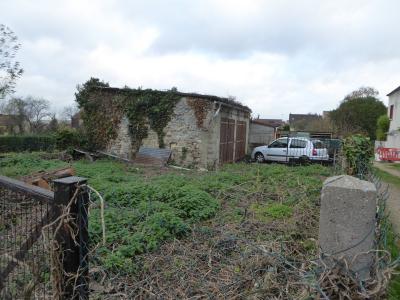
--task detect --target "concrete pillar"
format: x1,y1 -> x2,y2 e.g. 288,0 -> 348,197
318,175 -> 377,280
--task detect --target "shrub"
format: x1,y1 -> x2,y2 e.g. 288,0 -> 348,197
169,185 -> 220,221
376,115 -> 390,141
342,134 -> 373,176
55,128 -> 87,149
0,135 -> 56,152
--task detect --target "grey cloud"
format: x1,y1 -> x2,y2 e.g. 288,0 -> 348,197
1,0 -> 400,118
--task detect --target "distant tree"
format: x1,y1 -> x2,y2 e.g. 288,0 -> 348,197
376,115 -> 390,141
0,25 -> 23,99
3,96 -> 51,133
344,86 -> 379,100
330,87 -> 387,139
61,104 -> 79,120
24,97 -> 51,133
2,97 -> 27,133
75,77 -> 109,108
46,114 -> 59,132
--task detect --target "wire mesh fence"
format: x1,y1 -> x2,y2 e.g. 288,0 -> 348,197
0,175 -> 89,300
0,178 -> 54,299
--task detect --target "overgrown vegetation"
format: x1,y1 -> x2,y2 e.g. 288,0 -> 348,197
75,78 -> 181,151
3,151 -> 400,298
55,128 -> 87,150
376,114 -> 390,141
342,134 -> 373,176
0,153 -> 330,283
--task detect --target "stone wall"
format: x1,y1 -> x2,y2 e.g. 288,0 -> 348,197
106,97 -> 250,168
107,117 -> 133,159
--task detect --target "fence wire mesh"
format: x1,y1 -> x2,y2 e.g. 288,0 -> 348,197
0,185 -> 54,299
0,176 -> 90,300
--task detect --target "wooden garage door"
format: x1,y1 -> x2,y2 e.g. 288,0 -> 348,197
220,118 -> 235,164
235,121 -> 246,160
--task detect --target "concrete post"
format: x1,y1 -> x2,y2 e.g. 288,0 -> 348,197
318,175 -> 377,280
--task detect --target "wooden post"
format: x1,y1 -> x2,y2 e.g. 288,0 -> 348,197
53,176 -> 89,300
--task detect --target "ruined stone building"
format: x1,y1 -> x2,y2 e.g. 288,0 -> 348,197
84,87 -> 251,168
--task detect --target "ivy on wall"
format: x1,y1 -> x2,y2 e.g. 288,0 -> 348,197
124,88 -> 181,149
76,79 -> 181,153
187,98 -> 212,129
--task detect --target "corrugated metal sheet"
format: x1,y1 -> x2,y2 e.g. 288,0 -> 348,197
132,147 -> 172,166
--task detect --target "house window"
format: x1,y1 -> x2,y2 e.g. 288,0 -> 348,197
390,105 -> 394,119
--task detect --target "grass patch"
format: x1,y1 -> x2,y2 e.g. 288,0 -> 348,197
0,152 -> 67,177
374,167 -> 400,189
250,203 -> 293,220
389,163 -> 400,171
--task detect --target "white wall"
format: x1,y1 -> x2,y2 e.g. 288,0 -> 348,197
249,123 -> 275,145
387,90 -> 400,148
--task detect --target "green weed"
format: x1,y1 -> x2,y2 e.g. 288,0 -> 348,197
0,153 -> 333,275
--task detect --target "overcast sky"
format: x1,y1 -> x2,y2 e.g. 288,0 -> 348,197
2,0 -> 400,119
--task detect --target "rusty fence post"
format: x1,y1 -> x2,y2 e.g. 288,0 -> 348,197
53,176 -> 89,300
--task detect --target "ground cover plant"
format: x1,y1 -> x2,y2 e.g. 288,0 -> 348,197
0,152 -> 335,298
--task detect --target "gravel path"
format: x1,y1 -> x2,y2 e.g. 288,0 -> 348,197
374,162 -> 400,234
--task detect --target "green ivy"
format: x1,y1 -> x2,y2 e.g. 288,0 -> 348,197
76,78 -> 181,151
124,88 -> 180,150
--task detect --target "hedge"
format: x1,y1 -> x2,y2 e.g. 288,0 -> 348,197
0,135 -> 56,152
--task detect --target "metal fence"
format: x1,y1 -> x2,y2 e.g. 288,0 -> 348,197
0,175 -> 89,299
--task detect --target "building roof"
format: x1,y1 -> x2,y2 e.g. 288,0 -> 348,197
252,118 -> 284,128
91,86 -> 251,112
289,113 -> 321,124
387,85 -> 400,97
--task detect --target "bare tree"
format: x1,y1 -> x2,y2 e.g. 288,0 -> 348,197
61,104 -> 79,120
0,25 -> 23,99
2,97 -> 27,133
2,96 -> 52,133
24,96 -> 51,133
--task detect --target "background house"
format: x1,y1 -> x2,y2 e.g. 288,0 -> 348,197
248,119 -> 281,151
0,114 -> 23,135
253,118 -> 285,128
386,86 -> 400,147
86,87 -> 251,168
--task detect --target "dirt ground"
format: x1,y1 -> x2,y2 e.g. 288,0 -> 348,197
374,162 -> 400,235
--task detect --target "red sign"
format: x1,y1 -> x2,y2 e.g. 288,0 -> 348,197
377,147 -> 400,161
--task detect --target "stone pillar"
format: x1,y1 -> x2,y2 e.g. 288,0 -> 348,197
318,175 -> 377,280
